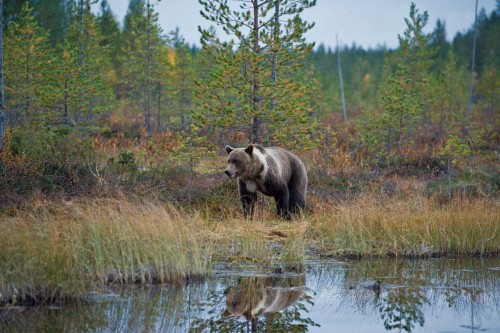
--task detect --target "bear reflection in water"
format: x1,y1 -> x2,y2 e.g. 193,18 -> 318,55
190,272 -> 317,332
223,275 -> 306,321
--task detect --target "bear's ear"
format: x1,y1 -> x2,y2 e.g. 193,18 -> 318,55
244,144 -> 254,155
225,145 -> 234,155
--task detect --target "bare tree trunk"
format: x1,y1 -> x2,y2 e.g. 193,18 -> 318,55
156,82 -> 161,131
251,0 -> 260,144
270,2 -> 278,111
0,0 -> 5,149
64,78 -> 70,125
337,34 -> 347,123
145,0 -> 152,137
77,0 -> 85,123
465,0 -> 478,132
180,68 -> 186,130
266,1 -> 279,145
25,24 -> 31,123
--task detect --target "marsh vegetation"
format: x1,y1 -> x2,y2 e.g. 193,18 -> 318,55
0,4 -> 499,331
2,258 -> 500,332
1,193 -> 498,307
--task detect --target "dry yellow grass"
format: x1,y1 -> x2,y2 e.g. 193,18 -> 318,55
0,199 -> 213,305
0,194 -> 498,305
306,195 -> 500,257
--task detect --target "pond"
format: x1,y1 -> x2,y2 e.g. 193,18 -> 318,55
1,258 -> 499,332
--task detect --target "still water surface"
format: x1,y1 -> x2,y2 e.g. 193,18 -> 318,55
1,258 -> 499,332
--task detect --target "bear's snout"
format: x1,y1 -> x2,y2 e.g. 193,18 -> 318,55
224,169 -> 233,178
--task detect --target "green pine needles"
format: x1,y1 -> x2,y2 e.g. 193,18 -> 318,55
196,0 -> 318,149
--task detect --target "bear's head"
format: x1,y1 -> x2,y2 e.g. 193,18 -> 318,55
224,144 -> 257,179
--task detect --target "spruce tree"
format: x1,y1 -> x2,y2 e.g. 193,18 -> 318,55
3,0 -> 66,42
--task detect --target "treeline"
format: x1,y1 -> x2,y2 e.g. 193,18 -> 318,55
2,0 -> 204,135
311,6 -> 498,127
0,0 -> 498,201
3,1 -> 497,134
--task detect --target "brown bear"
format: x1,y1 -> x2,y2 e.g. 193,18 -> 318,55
224,144 -> 307,219
222,275 -> 306,321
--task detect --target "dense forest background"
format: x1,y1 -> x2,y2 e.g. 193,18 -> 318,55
0,0 -> 498,205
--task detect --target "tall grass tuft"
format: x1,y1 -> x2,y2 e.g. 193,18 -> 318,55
0,199 -> 214,305
307,195 -> 500,258
1,194 -> 498,306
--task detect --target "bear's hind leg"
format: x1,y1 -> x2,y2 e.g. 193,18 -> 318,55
274,188 -> 291,220
288,189 -> 305,214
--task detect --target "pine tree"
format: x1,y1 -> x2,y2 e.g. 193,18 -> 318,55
4,2 -> 52,127
152,42 -> 170,131
432,50 -> 468,138
3,0 -> 67,44
430,19 -> 450,71
479,58 -> 499,126
196,0 -> 318,148
397,2 -> 435,123
34,0 -> 67,44
120,0 -> 165,136
360,3 -> 435,158
50,0 -> 113,128
167,29 -> 195,130
97,0 -> 121,91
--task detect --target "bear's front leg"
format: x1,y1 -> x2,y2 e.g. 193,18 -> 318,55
238,179 -> 257,219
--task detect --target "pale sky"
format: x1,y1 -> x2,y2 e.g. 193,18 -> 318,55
103,0 -> 497,50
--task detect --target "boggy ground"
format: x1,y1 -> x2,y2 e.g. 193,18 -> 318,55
0,181 -> 498,307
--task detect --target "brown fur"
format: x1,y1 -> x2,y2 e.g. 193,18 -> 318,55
223,275 -> 306,321
224,144 -> 307,219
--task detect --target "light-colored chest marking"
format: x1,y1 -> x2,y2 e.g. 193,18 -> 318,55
245,180 -> 258,193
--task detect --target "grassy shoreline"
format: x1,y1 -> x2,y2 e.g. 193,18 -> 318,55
1,194 -> 499,307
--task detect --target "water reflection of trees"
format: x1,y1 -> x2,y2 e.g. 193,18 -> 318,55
1,258 -> 499,332
190,273 -> 319,333
378,286 -> 427,332
308,258 -> 500,333
0,285 -> 203,332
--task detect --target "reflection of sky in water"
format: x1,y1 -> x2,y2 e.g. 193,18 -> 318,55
304,259 -> 500,333
1,258 -> 500,332
308,285 -> 498,333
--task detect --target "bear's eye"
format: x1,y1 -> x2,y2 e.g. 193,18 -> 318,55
229,159 -> 240,166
